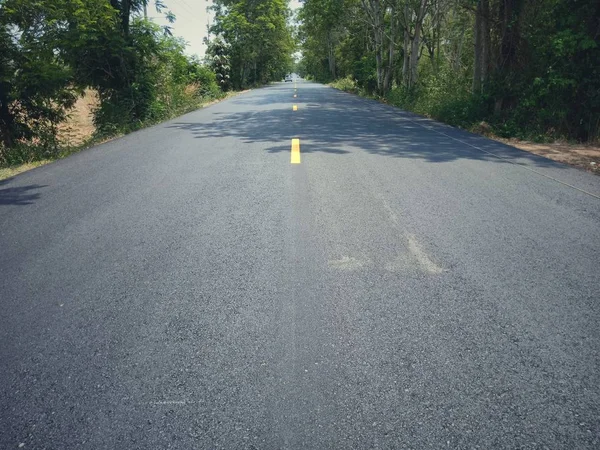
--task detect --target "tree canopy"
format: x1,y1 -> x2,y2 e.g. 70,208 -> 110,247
210,0 -> 296,88
0,0 -> 223,166
299,0 -> 600,142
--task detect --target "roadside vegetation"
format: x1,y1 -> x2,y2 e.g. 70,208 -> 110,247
298,0 -> 600,145
0,0 -> 295,176
210,0 -> 296,89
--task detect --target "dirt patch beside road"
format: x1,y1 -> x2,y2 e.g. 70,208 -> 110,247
58,89 -> 99,147
493,137 -> 600,175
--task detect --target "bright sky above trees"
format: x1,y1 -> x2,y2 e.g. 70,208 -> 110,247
153,0 -> 301,58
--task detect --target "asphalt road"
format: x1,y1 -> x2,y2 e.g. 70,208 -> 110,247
1,81 -> 600,449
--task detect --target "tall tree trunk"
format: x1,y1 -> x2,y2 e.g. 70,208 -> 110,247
383,12 -> 395,93
402,41 -> 409,86
473,0 -> 490,93
373,0 -> 383,94
473,0 -> 483,93
481,0 -> 490,88
435,0 -> 442,73
121,0 -> 131,36
327,33 -> 336,79
409,28 -> 419,87
409,0 -> 428,88
0,83 -> 14,149
494,0 -> 523,112
402,3 -> 410,88
375,39 -> 383,93
361,0 -> 384,93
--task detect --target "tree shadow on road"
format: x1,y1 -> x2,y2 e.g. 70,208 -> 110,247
168,85 -> 565,169
0,179 -> 46,205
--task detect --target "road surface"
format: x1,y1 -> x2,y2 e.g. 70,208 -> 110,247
1,81 -> 600,449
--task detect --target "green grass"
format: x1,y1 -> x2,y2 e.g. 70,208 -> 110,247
0,160 -> 53,180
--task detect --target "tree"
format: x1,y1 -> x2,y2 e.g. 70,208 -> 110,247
472,0 -> 489,93
298,0 -> 347,80
0,0 -> 224,164
210,0 -> 295,88
205,37 -> 232,91
109,0 -> 175,36
299,0 -> 600,142
0,0 -> 116,153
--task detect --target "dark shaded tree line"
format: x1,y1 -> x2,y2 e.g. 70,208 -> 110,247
208,0 -> 296,89
299,0 -> 600,142
0,0 -> 222,166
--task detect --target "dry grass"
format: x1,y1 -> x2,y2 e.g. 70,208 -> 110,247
57,89 -> 99,147
0,160 -> 52,180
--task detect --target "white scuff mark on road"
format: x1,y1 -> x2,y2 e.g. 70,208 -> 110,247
377,196 -> 446,274
406,234 -> 445,274
149,400 -> 189,406
382,200 -> 400,226
328,256 -> 366,271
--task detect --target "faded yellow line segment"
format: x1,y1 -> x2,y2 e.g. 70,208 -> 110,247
291,138 -> 301,164
293,104 -> 298,111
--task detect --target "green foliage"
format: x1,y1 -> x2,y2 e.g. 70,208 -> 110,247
301,0 -> 600,143
205,37 -> 232,92
91,20 -> 222,136
0,0 -> 224,167
298,0 -> 355,82
0,0 -> 113,163
211,0 -> 295,88
352,56 -> 377,93
404,63 -> 483,126
330,76 -> 359,93
189,64 -> 221,98
496,0 -> 600,141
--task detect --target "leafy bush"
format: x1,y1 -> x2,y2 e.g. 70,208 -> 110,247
1,1 -> 225,168
90,20 -> 223,137
0,0 -> 107,165
331,76 -> 358,93
385,63 -> 487,130
189,64 -> 222,99
205,38 -> 232,92
352,56 -> 377,93
300,0 -> 599,143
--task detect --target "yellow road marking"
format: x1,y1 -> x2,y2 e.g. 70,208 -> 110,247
293,104 -> 298,111
291,138 -> 301,164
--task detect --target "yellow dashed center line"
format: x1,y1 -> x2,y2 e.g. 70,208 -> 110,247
290,83 -> 300,163
291,138 -> 301,164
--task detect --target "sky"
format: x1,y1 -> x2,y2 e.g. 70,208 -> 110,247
153,0 -> 302,59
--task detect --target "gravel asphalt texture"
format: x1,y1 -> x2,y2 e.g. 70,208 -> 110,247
1,81 -> 600,449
